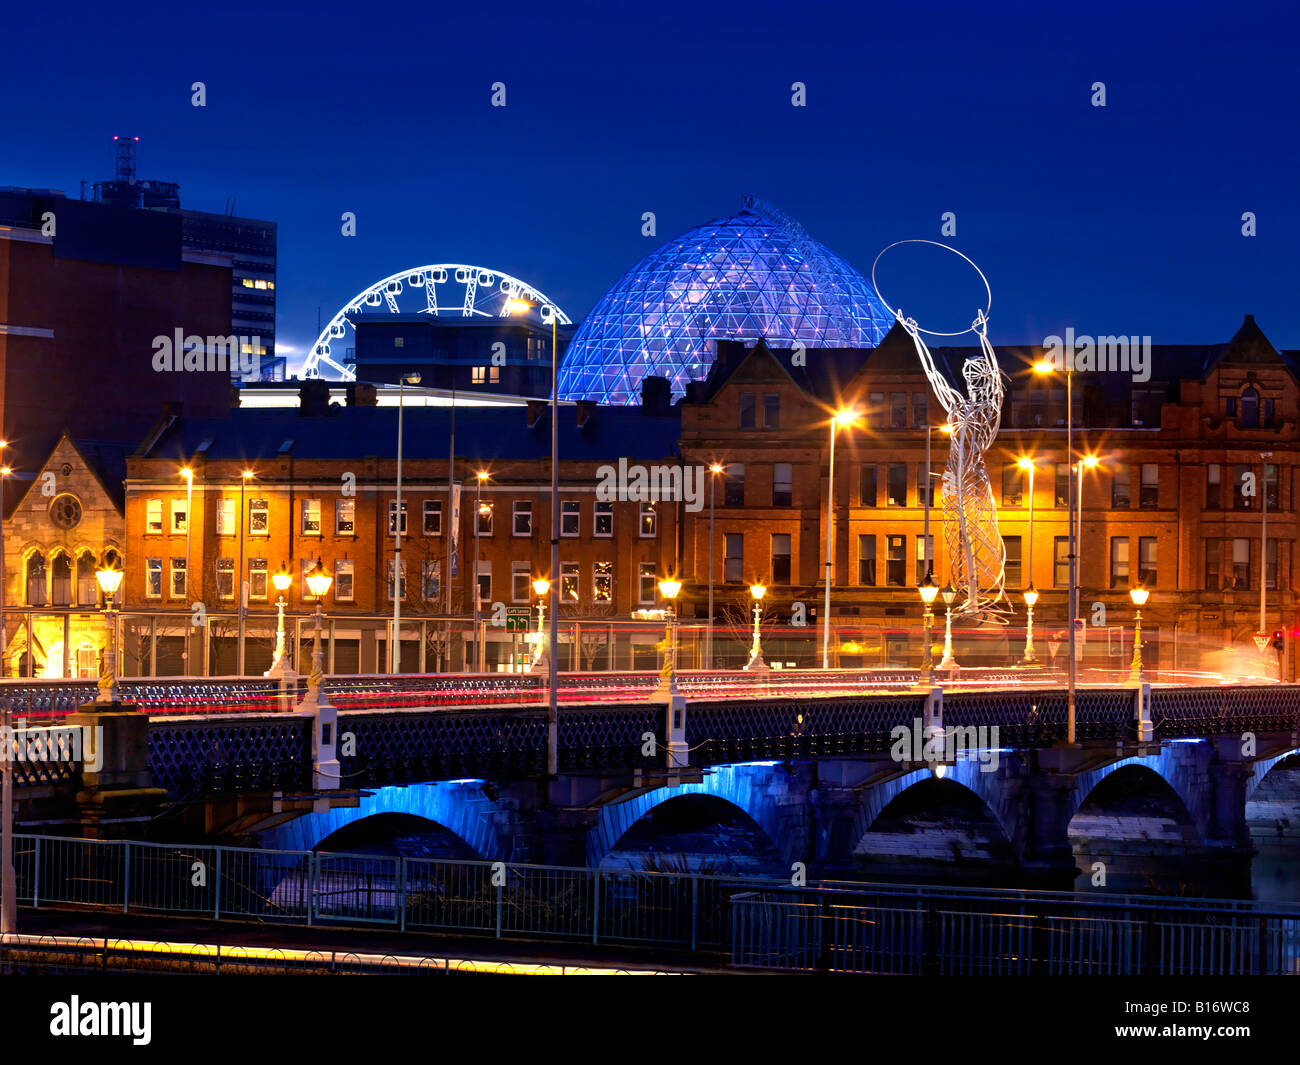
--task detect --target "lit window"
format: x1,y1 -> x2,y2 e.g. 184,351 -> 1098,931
640,502 -> 657,537
248,498 -> 269,535
472,366 -> 487,385
146,498 -> 163,534
170,558 -> 187,598
216,559 -> 234,599
334,559 -> 355,601
561,562 -> 579,602
301,499 -> 321,535
387,500 -> 408,535
594,500 -> 613,537
146,558 -> 162,599
638,562 -> 657,604
336,498 -> 355,534
216,498 -> 235,536
593,561 -> 612,602
170,499 -> 187,533
248,559 -> 268,599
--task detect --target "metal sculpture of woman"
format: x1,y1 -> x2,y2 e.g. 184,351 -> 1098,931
872,242 -> 1009,621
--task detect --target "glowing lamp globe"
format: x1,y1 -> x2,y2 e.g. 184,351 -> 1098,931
95,565 -> 124,598
305,559 -> 333,599
918,574 -> 939,606
658,579 -> 682,601
1129,586 -> 1150,608
532,578 -> 550,596
1023,585 -> 1039,608
272,565 -> 292,594
750,583 -> 767,601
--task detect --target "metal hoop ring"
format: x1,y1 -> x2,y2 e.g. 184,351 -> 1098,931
871,240 -> 992,338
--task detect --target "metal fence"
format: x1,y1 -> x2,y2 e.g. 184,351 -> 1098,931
11,834 -> 1300,974
729,885 -> 1300,975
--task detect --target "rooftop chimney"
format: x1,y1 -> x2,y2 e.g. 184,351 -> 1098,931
299,379 -> 331,417
640,375 -> 671,416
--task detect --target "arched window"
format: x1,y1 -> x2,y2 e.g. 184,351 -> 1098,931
76,551 -> 97,606
26,552 -> 46,606
51,552 -> 72,606
1240,387 -> 1259,428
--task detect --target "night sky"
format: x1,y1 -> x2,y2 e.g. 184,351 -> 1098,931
3,0 -> 1297,370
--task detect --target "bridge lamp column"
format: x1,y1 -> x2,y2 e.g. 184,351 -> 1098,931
1016,456 -> 1035,591
823,408 -> 860,670
651,578 -> 682,701
1128,585 -> 1149,686
0,455 -> 11,677
1022,585 -> 1039,665
94,563 -> 125,704
937,581 -> 958,671
266,564 -> 294,677
707,463 -> 724,669
1033,358 -> 1077,744
530,577 -> 550,674
473,472 -> 491,674
180,467 -> 193,675
300,559 -> 333,712
236,469 -> 254,677
744,583 -> 770,672
917,574 -> 939,688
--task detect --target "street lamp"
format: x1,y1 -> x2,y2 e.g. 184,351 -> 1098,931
1128,585 -> 1149,685
266,563 -> 294,678
529,577 -> 550,673
237,468 -> 254,676
1022,585 -> 1039,664
651,578 -> 682,701
94,562 -> 125,704
823,408 -> 860,669
180,467 -> 193,674
1076,454 -> 1099,596
299,558 -> 333,711
744,583 -> 770,671
392,370 -> 421,674
707,462 -> 724,669
0,454 -> 11,678
1017,456 -> 1035,591
474,472 -> 491,673
1032,357 -> 1078,743
917,574 -> 939,688
937,581 -> 958,671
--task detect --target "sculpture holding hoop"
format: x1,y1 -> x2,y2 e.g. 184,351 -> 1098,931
872,241 -> 1010,622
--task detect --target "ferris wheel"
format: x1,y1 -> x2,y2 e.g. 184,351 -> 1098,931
303,263 -> 572,379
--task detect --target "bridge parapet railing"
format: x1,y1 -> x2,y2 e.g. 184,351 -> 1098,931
1150,684 -> 1300,738
148,715 -> 313,795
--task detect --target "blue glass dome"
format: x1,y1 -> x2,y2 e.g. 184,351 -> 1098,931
558,198 -> 893,404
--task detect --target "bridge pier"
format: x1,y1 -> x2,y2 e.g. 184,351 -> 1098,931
64,705 -> 168,840
1017,763 -> 1083,890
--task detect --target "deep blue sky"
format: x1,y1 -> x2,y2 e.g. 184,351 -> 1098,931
3,0 -> 1297,371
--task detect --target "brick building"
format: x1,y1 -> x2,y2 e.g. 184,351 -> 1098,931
119,382 -> 681,675
676,315 -> 1300,677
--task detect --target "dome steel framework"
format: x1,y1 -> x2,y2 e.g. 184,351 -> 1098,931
558,198 -> 893,404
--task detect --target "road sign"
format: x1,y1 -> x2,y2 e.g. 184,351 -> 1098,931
1253,633 -> 1271,653
1047,639 -> 1061,661
506,608 -> 531,632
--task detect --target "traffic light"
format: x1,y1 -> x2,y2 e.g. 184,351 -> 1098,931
1272,630 -> 1285,652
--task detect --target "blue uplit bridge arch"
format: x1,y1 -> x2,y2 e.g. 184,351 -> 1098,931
260,780 -> 504,860
304,263 -> 571,379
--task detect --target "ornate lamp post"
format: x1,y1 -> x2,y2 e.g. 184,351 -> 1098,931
707,462 -> 724,669
237,468 -> 254,676
823,408 -> 860,669
472,471 -> 491,672
94,562 -> 125,704
298,558 -> 333,712
1128,585 -> 1149,685
0,456 -> 11,677
744,583 -> 770,671
917,574 -> 938,687
266,563 -> 295,679
937,581 -> 958,671
651,578 -> 682,701
529,577 -> 550,674
1022,585 -> 1039,664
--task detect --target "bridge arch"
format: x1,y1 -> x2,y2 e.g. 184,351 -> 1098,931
1246,747 -> 1300,802
259,781 -> 505,860
856,759 -> 1015,846
587,762 -> 789,869
1068,751 -> 1204,842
